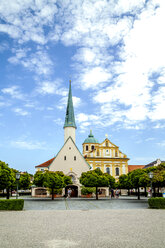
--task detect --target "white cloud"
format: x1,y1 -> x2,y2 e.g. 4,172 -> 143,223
9,49 -> 53,75
11,139 -> 46,150
36,80 -> 67,96
13,108 -> 30,116
2,86 -> 25,100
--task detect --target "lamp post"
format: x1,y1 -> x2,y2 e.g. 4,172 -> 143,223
148,172 -> 153,198
16,172 -> 20,199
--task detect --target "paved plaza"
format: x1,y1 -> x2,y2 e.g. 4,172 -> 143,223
0,197 -> 165,248
23,197 -> 149,210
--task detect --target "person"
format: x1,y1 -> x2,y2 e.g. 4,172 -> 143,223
111,188 -> 114,198
115,188 -> 120,198
67,188 -> 72,198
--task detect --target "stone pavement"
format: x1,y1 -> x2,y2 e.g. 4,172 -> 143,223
23,196 -> 148,210
0,209 -> 165,248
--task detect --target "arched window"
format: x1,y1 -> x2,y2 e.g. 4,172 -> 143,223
91,145 -> 95,150
86,145 -> 88,151
97,150 -> 99,156
106,167 -> 110,174
115,151 -> 118,157
106,141 -> 109,147
115,167 -> 119,176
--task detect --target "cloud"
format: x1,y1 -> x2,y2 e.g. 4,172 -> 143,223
1,85 -> 25,100
9,49 -> 53,76
13,108 -> 30,116
36,80 -> 68,96
10,139 -> 46,150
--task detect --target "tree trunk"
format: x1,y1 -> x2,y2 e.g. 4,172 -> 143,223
52,188 -> 54,200
145,187 -> 147,197
6,188 -> 10,199
138,187 -> 140,200
96,187 -> 98,200
153,187 -> 156,197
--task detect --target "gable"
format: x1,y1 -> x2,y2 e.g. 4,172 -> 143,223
49,137 -> 90,177
100,138 -> 118,148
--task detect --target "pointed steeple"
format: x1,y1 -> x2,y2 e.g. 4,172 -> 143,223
64,80 -> 77,129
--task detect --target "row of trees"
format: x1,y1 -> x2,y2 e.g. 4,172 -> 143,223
1,159 -> 165,200
33,171 -> 72,200
118,163 -> 165,199
0,161 -> 31,199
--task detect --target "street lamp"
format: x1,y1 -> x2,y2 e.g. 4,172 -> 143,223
148,172 -> 153,198
16,172 -> 21,199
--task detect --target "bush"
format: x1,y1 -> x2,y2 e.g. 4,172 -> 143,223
81,187 -> 96,195
0,199 -> 24,210
148,197 -> 165,209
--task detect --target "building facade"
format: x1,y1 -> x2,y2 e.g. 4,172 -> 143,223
83,131 -> 129,180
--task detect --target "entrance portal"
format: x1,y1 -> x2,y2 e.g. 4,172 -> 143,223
65,185 -> 78,197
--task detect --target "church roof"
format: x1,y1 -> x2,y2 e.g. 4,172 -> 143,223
83,130 -> 99,144
128,165 -> 145,172
64,81 -> 77,128
35,157 -> 55,168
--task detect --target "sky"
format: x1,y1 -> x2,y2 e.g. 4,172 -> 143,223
0,0 -> 165,174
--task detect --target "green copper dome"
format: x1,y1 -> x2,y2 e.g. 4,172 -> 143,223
83,130 -> 99,144
64,80 -> 77,129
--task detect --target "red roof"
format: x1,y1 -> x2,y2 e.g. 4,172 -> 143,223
35,158 -> 54,168
128,165 -> 145,172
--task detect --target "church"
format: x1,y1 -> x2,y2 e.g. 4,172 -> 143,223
34,81 -> 129,197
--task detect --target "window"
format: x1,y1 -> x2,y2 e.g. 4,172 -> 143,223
41,169 -> 44,172
106,149 -> 109,153
91,145 -> 95,150
69,147 -> 71,150
96,167 -> 101,170
64,156 -> 66,160
74,156 -> 76,161
106,167 -> 110,174
115,151 -> 118,157
97,150 -> 99,156
86,145 -> 88,151
106,141 -> 109,147
115,167 -> 119,176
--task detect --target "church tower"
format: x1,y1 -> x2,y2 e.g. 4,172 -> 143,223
63,80 -> 77,143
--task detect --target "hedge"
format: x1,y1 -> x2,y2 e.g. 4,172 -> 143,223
81,187 -> 96,195
148,197 -> 165,209
0,199 -> 24,210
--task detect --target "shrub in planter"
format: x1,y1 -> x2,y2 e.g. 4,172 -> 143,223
0,199 -> 24,210
148,197 -> 165,209
81,187 -> 96,195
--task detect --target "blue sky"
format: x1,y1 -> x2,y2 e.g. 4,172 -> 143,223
0,0 -> 165,174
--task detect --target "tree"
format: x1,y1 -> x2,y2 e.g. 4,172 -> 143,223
33,171 -> 45,187
128,169 -> 147,200
118,174 -> 131,195
19,173 -> 31,190
0,161 -> 15,199
80,168 -> 109,200
43,171 -> 72,200
104,173 -> 116,189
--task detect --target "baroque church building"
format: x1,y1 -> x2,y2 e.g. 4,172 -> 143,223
34,81 -> 129,197
83,131 -> 129,179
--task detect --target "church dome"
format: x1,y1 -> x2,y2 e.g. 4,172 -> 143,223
83,130 -> 99,144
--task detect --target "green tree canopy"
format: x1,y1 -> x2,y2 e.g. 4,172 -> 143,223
0,161 -> 15,199
33,171 -> 72,200
19,173 -> 31,190
80,168 -> 109,200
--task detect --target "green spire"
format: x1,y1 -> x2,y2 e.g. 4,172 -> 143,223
64,80 -> 77,128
